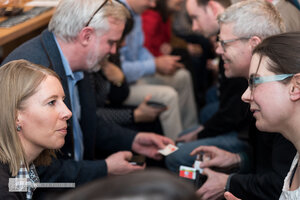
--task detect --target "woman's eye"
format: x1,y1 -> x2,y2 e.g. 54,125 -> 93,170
48,100 -> 56,106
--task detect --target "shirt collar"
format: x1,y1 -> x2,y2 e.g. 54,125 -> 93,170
53,33 -> 84,81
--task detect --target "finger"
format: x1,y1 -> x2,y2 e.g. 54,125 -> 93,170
196,183 -> 207,198
200,159 -> 215,168
175,136 -> 185,143
130,164 -> 146,170
201,167 -> 213,177
171,55 -> 181,61
175,62 -> 184,69
152,152 -> 163,160
190,146 -> 214,156
122,151 -> 133,161
144,94 -> 152,102
190,146 -> 205,156
224,192 -> 241,200
162,136 -> 175,145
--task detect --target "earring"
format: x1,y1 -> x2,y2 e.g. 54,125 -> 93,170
16,125 -> 21,132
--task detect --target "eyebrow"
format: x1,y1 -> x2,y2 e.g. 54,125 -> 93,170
43,94 -> 66,103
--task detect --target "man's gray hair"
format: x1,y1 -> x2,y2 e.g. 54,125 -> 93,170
218,0 -> 285,39
49,0 -> 130,42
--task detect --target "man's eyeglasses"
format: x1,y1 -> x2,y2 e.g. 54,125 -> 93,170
85,0 -> 110,27
217,37 -> 250,52
248,74 -> 294,91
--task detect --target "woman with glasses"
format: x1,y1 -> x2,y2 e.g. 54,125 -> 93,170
237,32 -> 300,199
0,60 -> 72,199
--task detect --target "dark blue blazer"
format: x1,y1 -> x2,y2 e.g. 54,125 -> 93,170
2,29 -> 137,185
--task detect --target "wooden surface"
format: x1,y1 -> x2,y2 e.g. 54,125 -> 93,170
0,7 -> 55,46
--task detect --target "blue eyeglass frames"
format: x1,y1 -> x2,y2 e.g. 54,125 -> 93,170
249,74 -> 294,90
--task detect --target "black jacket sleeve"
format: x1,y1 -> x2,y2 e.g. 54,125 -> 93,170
198,64 -> 249,139
228,132 -> 296,200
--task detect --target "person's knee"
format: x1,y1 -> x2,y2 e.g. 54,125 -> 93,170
176,69 -> 192,83
155,86 -> 178,105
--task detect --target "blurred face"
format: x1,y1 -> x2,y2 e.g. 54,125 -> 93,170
186,0 -> 219,37
128,0 -> 156,14
86,17 -> 125,70
167,0 -> 184,12
215,23 -> 252,78
17,75 -> 72,155
242,54 -> 291,133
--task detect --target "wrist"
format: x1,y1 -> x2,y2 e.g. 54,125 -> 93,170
232,153 -> 241,168
133,109 -> 141,123
112,74 -> 125,87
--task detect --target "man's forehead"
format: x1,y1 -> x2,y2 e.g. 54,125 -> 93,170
219,23 -> 235,39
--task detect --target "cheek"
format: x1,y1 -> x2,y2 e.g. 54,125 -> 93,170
254,86 -> 289,130
23,112 -> 50,133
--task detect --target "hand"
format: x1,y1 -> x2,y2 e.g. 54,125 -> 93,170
160,43 -> 172,55
176,125 -> 204,143
102,61 -> 125,86
105,151 -> 145,176
190,146 -> 240,169
224,192 -> 241,200
134,95 -> 167,123
155,55 -> 184,75
132,132 -> 174,160
187,43 -> 203,57
206,58 -> 219,73
196,168 -> 228,200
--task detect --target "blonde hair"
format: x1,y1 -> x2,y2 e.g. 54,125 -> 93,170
0,59 -> 59,176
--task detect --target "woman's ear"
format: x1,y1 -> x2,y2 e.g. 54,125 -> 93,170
290,74 -> 300,101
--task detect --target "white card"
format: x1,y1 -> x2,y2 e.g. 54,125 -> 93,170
158,144 -> 178,156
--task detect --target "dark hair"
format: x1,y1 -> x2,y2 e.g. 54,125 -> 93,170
253,32 -> 300,76
56,169 -> 198,200
196,0 -> 231,8
153,0 -> 169,22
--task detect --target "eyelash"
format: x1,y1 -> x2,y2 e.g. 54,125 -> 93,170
48,100 -> 56,106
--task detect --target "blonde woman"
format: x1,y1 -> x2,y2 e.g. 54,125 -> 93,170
0,59 -> 72,199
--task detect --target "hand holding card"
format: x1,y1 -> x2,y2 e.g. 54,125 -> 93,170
158,144 -> 178,156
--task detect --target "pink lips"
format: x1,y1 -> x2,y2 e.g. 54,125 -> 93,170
57,127 -> 67,135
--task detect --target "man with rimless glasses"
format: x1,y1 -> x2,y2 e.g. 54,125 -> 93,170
2,0 -> 175,197
188,0 -> 297,200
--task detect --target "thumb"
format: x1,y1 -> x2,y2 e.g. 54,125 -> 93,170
172,55 -> 181,61
201,167 -> 213,177
224,191 -> 241,200
144,94 -> 152,102
200,159 -> 216,168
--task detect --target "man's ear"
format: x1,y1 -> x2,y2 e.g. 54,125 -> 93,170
207,1 -> 219,17
290,74 -> 300,101
249,36 -> 261,50
78,27 -> 94,46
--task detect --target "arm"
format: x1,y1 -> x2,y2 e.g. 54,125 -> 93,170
198,76 -> 249,139
228,133 -> 296,200
120,22 -> 156,83
36,159 -> 108,186
142,10 -> 165,57
0,164 -> 25,199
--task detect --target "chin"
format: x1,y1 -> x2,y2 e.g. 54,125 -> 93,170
52,140 -> 65,149
255,121 -> 274,133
